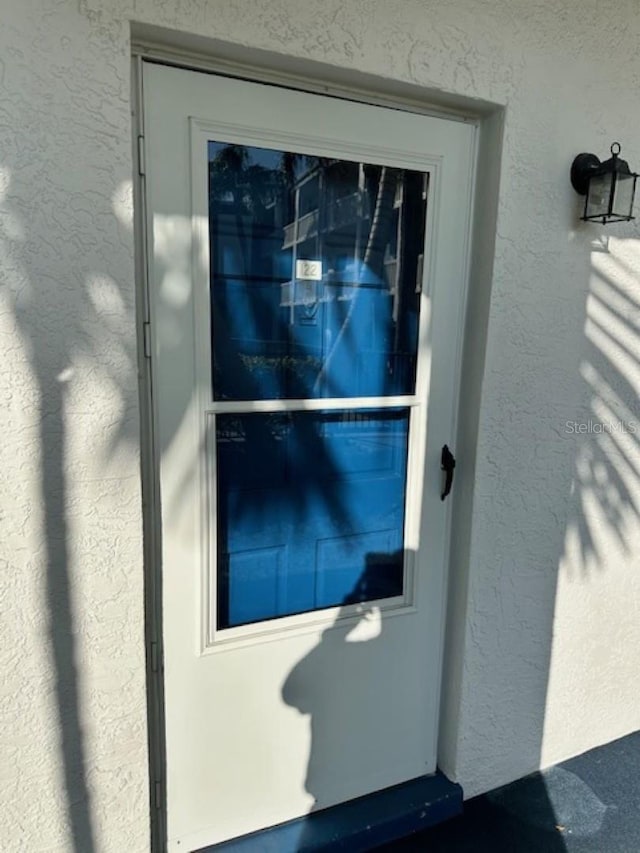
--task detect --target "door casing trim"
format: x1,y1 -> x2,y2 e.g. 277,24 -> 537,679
130,30 -> 490,125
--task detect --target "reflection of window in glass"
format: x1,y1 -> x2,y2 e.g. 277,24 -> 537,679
208,141 -> 429,401
298,173 -> 320,217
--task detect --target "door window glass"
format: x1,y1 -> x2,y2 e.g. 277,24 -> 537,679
209,140 -> 428,629
208,142 -> 428,401
216,408 -> 409,628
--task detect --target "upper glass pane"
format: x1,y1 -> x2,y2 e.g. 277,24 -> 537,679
208,141 -> 428,401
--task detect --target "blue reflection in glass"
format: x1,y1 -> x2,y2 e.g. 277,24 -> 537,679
208,142 -> 428,401
216,409 -> 409,628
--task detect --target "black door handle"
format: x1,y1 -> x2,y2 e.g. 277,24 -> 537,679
440,444 -> 456,501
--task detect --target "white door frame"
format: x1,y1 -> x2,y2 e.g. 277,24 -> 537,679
131,48 -> 478,852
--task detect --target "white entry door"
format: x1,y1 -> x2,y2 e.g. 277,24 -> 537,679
142,61 -> 475,852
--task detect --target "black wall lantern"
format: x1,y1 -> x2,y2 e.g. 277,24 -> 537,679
570,142 -> 638,223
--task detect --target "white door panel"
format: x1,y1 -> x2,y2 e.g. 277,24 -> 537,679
143,62 -> 474,850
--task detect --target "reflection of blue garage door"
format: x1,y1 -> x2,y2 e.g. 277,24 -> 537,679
217,409 -> 408,627
209,141 -> 428,628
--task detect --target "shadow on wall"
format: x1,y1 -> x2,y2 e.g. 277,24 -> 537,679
2,165 -> 141,852
461,223 -> 640,823
1,139 -> 639,853
564,236 -> 640,572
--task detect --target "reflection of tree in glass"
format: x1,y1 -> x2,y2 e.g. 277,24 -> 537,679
313,164 -> 398,393
209,144 -> 283,216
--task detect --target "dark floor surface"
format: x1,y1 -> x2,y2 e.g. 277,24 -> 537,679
377,730 -> 640,852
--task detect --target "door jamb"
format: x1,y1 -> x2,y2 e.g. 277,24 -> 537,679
131,53 -> 167,853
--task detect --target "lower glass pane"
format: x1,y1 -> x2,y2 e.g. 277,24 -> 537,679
216,408 -> 409,628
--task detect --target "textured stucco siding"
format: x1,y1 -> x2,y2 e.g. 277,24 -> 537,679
0,4 -> 148,852
1,1 -> 640,851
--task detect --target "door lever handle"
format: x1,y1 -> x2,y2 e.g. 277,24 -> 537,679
440,444 -> 456,501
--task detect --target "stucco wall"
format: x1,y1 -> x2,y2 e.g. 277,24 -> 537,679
1,1 -> 639,850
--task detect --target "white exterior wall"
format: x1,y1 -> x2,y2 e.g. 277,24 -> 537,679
1,0 -> 639,850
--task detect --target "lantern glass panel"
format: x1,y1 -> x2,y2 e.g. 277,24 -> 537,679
585,172 -> 613,219
612,172 -> 636,219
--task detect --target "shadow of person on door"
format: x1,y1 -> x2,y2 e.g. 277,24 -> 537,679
282,549 -> 412,849
282,550 -> 567,853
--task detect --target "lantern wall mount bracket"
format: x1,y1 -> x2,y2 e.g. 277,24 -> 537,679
570,152 -> 602,196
